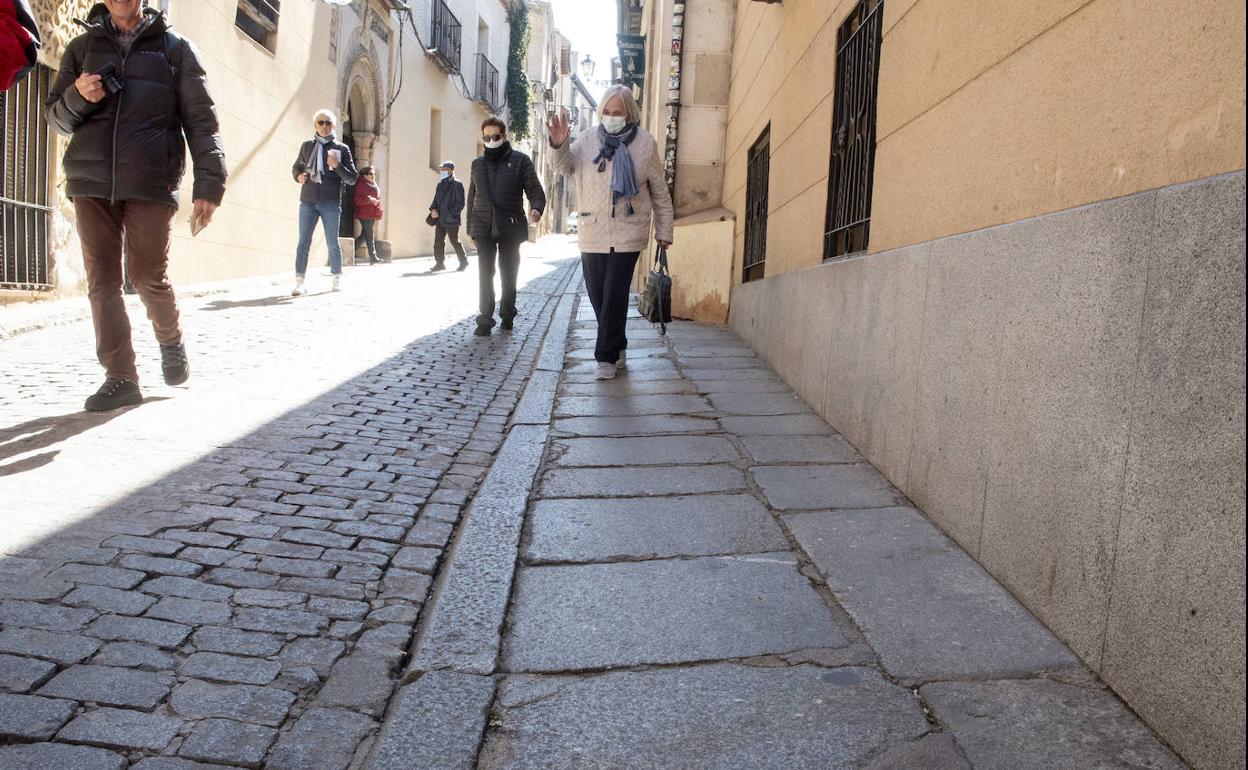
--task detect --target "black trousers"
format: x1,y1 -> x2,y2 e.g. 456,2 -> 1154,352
355,219 -> 378,262
476,236 -> 522,328
434,224 -> 466,266
581,250 -> 640,363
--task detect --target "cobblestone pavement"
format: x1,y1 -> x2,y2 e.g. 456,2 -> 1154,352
367,295 -> 1188,770
0,239 -> 579,767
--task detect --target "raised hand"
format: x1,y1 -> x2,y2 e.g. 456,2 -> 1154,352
546,109 -> 570,148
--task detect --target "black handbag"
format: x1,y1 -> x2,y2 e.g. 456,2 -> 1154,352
637,245 -> 673,334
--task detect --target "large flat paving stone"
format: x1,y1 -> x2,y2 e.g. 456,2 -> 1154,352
707,392 -> 813,415
752,464 -> 902,510
523,495 -> 790,563
540,465 -> 748,498
560,379 -> 696,397
565,345 -> 667,360
479,664 -> 929,770
554,415 -> 720,436
563,358 -> 680,382
551,435 -> 741,467
921,679 -> 1185,769
742,434 -> 863,464
554,394 -> 713,418
684,367 -> 785,381
787,507 -> 1080,680
502,556 -> 847,672
720,414 -> 835,435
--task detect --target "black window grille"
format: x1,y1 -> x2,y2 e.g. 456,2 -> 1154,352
474,53 -> 499,108
236,0 -> 280,52
431,0 -> 463,73
743,125 -> 770,283
824,0 -> 883,260
1,64 -> 53,291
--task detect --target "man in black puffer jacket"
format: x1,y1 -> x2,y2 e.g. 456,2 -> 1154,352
46,0 -> 226,412
466,116 -> 545,336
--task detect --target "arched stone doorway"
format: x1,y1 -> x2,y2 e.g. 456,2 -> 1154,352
337,56 -> 383,240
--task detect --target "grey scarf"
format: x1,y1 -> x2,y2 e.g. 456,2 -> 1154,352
308,134 -> 335,184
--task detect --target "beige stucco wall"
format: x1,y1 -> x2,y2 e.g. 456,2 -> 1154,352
6,0 -> 513,300
722,0 -> 1246,278
669,208 -> 735,324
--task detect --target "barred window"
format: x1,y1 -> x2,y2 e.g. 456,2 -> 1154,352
236,0 -> 280,53
743,125 -> 770,283
824,0 -> 883,259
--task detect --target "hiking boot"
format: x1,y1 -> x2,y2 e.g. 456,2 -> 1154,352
84,378 -> 142,412
615,350 -> 627,370
161,343 -> 190,386
594,362 -> 617,380
500,318 -> 514,331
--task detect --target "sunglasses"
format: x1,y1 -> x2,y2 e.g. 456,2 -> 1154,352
482,133 -> 503,142
316,120 -> 334,127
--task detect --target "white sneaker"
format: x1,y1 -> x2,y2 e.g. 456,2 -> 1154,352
615,350 -> 627,370
594,362 -> 617,380
331,275 -> 342,292
291,276 -> 305,296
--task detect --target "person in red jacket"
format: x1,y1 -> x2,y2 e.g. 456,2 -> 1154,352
354,166 -> 383,265
1,0 -> 41,90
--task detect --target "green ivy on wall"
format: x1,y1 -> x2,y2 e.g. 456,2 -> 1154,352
506,1 -> 532,141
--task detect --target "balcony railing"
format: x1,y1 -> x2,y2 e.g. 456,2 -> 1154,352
430,0 -> 462,73
474,53 -> 499,108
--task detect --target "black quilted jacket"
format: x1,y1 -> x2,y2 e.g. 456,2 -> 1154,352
45,5 -> 227,207
466,145 -> 545,241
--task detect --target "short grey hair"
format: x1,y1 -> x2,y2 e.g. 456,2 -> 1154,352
313,108 -> 338,126
598,85 -> 640,124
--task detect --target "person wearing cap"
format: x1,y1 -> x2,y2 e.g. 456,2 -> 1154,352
428,160 -> 467,272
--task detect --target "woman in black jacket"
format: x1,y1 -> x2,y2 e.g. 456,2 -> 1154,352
466,116 -> 545,335
291,108 -> 358,295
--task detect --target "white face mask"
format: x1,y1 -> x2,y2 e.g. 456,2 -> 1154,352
483,137 -> 505,149
601,115 -> 628,134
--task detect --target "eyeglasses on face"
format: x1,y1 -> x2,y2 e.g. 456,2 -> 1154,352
316,120 -> 334,127
482,133 -> 503,142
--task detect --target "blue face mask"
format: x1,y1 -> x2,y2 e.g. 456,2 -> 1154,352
440,172 -> 450,180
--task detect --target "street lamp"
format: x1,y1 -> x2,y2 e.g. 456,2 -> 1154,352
580,54 -> 595,80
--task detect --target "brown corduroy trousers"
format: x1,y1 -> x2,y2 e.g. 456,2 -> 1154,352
73,197 -> 181,383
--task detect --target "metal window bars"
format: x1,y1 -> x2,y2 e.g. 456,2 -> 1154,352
824,0 -> 883,260
238,0 -> 280,31
474,53 -> 499,108
743,126 -> 770,283
431,0 -> 463,73
1,65 -> 53,291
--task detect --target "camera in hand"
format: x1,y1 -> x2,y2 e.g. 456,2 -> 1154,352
96,64 -> 124,95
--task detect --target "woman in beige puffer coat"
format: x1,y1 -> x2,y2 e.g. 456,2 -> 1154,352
548,85 -> 674,381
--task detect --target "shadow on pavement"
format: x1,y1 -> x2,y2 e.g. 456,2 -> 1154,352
202,295 -> 299,311
0,406 -> 159,477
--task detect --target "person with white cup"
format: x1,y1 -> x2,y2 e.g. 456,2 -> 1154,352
291,108 -> 358,294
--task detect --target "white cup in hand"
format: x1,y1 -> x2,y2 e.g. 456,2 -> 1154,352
327,149 -> 341,168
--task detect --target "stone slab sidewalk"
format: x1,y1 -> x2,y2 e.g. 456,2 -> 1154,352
370,283 -> 1188,769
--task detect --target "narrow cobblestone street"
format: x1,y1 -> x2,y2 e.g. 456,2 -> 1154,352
2,238 -> 1187,768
